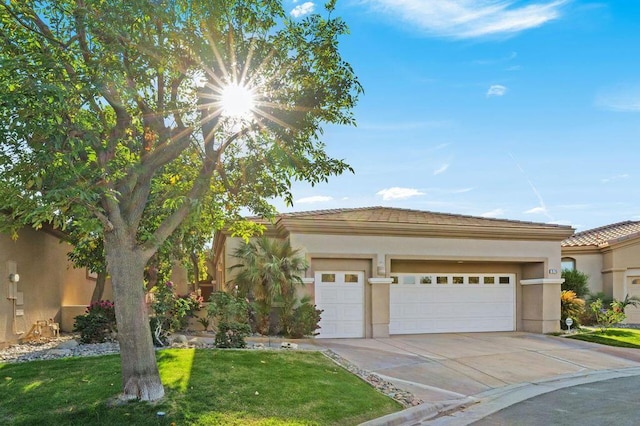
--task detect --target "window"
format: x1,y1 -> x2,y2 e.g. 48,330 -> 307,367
453,276 -> 464,284
437,276 -> 449,285
632,278 -> 640,285
420,276 -> 432,284
468,276 -> 480,285
484,276 -> 495,285
391,276 -> 399,284
345,274 -> 359,283
402,275 -> 416,285
321,273 -> 335,283
561,257 -> 576,271
499,276 -> 511,285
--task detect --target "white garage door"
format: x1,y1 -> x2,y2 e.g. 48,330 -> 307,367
390,273 -> 515,334
315,271 -> 364,338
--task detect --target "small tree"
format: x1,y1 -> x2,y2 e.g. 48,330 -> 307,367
562,269 -> 590,298
229,237 -> 308,334
590,299 -> 626,331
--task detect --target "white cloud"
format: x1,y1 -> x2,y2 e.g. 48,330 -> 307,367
481,208 -> 505,218
487,84 -> 507,97
524,206 -> 547,215
601,174 -> 630,183
363,0 -> 567,39
297,195 -> 333,204
291,2 -> 315,18
377,187 -> 425,200
433,163 -> 450,175
595,85 -> 640,112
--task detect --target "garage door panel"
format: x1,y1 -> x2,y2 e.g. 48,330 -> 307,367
390,273 -> 515,334
315,271 -> 364,338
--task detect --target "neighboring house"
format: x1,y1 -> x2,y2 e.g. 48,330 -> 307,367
562,221 -> 640,323
0,226 -> 112,347
212,207 -> 574,338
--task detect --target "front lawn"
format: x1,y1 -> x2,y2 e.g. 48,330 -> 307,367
567,328 -> 640,349
0,349 -> 400,425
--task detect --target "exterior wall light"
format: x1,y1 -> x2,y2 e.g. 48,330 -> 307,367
9,273 -> 20,283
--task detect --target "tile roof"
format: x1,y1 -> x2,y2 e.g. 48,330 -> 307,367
562,221 -> 640,247
271,206 -> 568,230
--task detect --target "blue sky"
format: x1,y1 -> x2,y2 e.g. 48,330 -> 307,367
279,0 -> 640,232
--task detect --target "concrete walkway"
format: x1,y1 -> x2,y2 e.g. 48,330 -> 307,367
315,332 -> 640,425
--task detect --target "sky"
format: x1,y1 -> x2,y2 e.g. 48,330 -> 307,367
277,0 -> 640,232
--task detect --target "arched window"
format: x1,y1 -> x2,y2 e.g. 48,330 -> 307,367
561,257 -> 576,271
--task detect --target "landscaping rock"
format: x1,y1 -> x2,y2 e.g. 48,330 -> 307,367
56,340 -> 79,349
280,342 -> 298,350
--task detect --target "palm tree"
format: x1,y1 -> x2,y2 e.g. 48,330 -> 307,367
229,237 -> 308,334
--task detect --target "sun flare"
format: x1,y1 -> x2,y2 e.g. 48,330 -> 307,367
220,83 -> 255,118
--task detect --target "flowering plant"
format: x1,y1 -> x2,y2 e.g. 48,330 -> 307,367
73,300 -> 117,343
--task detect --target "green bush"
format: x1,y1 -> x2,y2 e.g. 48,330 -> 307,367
590,298 -> 626,331
73,300 -> 117,343
150,281 -> 203,346
208,291 -> 251,348
561,269 -> 590,298
281,298 -> 323,338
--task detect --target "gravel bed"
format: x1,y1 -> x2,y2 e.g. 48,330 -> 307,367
0,334 -> 119,363
323,349 -> 424,408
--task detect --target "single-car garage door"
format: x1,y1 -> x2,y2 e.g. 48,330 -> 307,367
315,271 -> 364,338
390,273 -> 515,334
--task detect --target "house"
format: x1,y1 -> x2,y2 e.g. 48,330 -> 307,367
0,226 -> 112,347
561,221 -> 640,323
212,207 -> 574,338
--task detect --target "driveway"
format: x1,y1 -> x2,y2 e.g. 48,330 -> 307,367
316,332 -> 640,424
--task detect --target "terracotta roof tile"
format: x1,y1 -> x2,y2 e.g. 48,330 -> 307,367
562,221 -> 640,247
272,206 -> 568,229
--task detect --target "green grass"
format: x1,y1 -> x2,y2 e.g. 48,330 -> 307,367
567,328 -> 640,349
0,349 -> 400,425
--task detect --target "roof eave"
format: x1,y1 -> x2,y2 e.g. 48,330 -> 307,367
278,218 -> 574,241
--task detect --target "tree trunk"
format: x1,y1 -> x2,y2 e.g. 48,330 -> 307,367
105,238 -> 164,402
90,272 -> 107,303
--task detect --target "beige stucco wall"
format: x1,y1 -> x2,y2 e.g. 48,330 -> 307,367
1,228 -> 103,345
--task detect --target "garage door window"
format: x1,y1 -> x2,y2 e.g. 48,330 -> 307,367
499,276 -> 511,285
420,276 -> 432,284
321,273 -> 335,283
469,276 -> 480,285
632,278 -> 640,285
345,273 -> 359,283
437,276 -> 448,284
484,277 -> 495,284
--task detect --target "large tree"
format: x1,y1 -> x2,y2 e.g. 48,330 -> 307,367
0,0 -> 360,401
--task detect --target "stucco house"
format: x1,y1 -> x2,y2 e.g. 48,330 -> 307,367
212,207 -> 574,338
0,226 -> 112,347
561,221 -> 640,323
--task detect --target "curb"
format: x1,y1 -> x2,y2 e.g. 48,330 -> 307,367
428,366 -> 640,425
359,398 -> 477,426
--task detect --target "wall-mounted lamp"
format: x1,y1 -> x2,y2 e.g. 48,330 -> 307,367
9,273 -> 20,283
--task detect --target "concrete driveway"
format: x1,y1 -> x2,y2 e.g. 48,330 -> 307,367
316,332 -> 640,423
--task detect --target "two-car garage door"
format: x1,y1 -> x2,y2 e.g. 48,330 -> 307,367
390,273 -> 515,334
314,270 -> 515,338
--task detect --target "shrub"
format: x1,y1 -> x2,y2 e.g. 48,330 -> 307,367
285,301 -> 323,338
208,291 -> 251,348
150,281 -> 203,346
561,269 -> 590,298
590,298 -> 626,331
560,290 -> 585,329
73,300 -> 117,343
